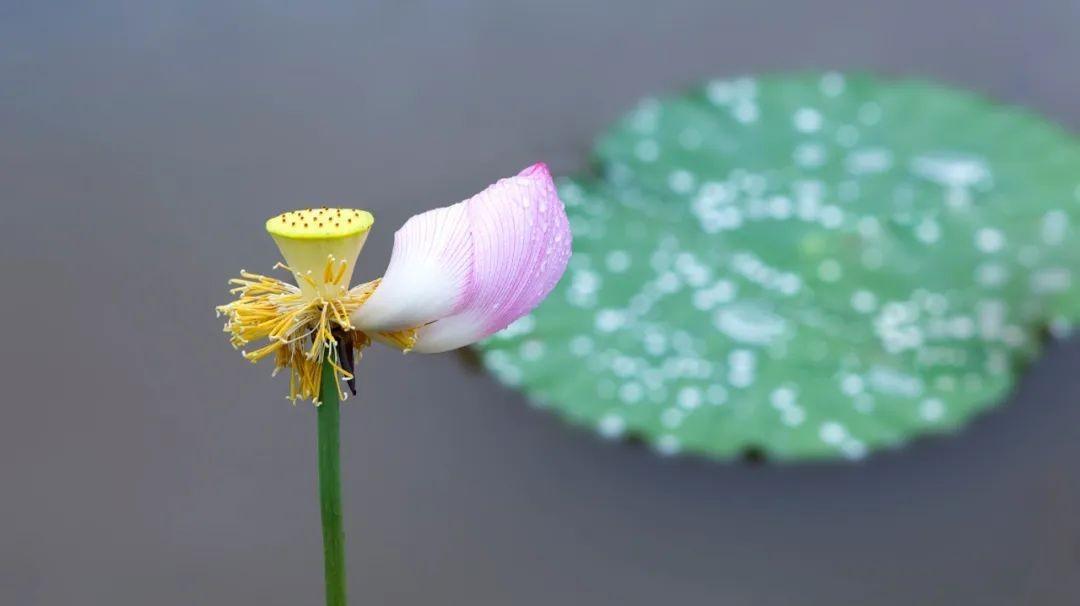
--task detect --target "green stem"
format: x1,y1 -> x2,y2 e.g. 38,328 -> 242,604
318,360 -> 347,606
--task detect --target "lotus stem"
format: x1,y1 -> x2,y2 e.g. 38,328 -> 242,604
317,359 -> 347,606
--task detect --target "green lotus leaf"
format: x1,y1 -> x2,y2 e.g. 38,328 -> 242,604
477,73 -> 1080,461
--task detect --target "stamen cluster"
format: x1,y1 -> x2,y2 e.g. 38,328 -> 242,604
216,257 -> 378,403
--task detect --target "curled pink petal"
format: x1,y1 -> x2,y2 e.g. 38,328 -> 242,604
412,163 -> 571,353
350,202 -> 472,331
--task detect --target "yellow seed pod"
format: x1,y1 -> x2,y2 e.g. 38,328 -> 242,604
266,208 -> 375,300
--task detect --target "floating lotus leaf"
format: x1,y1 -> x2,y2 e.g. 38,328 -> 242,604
477,73 -> 1080,461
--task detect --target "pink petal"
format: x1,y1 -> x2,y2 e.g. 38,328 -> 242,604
411,163 -> 571,353
350,202 -> 472,331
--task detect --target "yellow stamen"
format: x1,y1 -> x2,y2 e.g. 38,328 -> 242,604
217,257 -> 380,404
376,327 -> 420,352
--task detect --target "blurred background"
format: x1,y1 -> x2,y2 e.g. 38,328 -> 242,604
3,1 -> 1080,604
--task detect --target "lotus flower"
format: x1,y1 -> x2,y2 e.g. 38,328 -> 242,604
217,163 -> 571,402
215,163 -> 571,606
